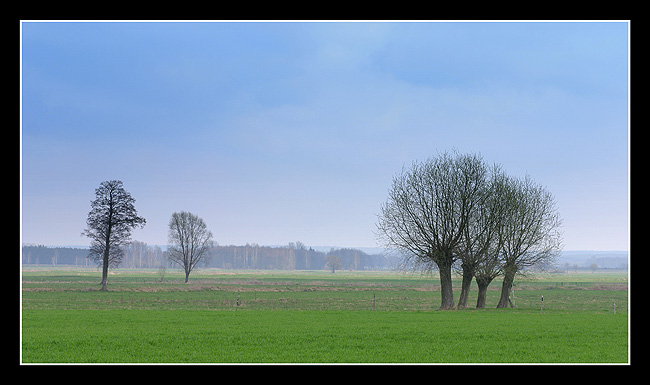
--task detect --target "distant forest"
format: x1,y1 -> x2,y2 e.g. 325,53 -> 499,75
21,242 -> 395,271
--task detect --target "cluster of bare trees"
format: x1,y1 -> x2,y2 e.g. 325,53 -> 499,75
376,151 -> 562,310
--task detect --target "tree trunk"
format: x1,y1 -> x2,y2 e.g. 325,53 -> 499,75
100,212 -> 113,291
100,225 -> 111,291
457,263 -> 474,308
437,259 -> 455,310
100,262 -> 108,291
497,269 -> 516,308
184,270 -> 190,283
475,276 -> 492,308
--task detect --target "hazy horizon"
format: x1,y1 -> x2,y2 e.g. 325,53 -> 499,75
20,242 -> 630,254
21,21 -> 629,252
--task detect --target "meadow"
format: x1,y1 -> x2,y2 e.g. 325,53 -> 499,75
21,267 -> 629,364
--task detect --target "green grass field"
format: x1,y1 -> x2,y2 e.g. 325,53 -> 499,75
21,267 -> 629,364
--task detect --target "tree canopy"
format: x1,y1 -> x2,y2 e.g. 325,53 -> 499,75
83,180 -> 145,290
167,211 -> 214,283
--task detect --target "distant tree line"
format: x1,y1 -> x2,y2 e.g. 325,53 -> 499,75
22,243 -> 165,268
22,244 -> 94,266
21,243 -> 392,271
207,243 -> 390,270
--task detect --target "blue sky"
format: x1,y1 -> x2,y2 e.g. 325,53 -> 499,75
20,21 -> 629,251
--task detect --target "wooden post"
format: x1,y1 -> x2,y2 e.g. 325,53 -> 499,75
373,293 -> 376,311
540,295 -> 544,314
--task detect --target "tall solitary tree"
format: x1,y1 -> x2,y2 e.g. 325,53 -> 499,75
83,180 -> 146,291
167,211 -> 214,283
376,151 -> 488,310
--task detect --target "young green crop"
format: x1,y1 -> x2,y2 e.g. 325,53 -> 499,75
21,268 -> 629,363
22,309 -> 628,363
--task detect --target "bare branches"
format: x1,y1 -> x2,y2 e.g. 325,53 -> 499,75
495,175 -> 562,307
167,211 -> 214,283
376,151 -> 489,309
498,175 -> 563,271
376,152 -> 563,310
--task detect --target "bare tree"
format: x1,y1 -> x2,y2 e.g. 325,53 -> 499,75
455,165 -> 507,308
83,180 -> 146,291
326,255 -> 342,273
158,264 -> 166,282
376,151 -> 488,310
472,171 -> 513,308
496,176 -> 563,308
167,211 -> 214,283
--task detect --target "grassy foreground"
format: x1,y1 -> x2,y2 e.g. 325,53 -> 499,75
22,309 -> 627,363
21,267 -> 629,364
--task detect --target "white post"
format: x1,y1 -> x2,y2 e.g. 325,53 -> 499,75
540,295 -> 544,314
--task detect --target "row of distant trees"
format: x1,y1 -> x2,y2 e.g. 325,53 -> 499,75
209,243 -> 388,270
21,243 -> 390,271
